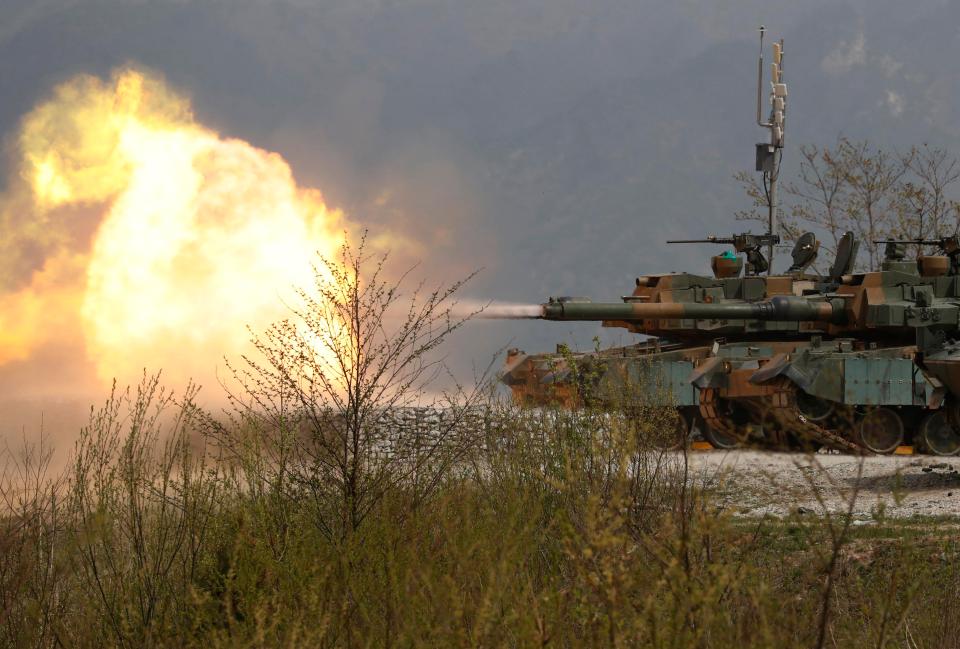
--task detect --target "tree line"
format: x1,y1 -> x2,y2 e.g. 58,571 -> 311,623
737,137 -> 960,271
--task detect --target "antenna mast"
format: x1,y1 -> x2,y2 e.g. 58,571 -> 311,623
754,26 -> 787,276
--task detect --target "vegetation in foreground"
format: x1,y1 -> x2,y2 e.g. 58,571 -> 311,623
2,239 -> 960,649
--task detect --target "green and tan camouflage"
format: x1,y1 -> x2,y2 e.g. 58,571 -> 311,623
498,237 -> 960,455
494,32 -> 960,455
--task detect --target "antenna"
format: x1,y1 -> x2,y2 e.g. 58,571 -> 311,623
753,27 -> 787,275
756,26 -> 766,126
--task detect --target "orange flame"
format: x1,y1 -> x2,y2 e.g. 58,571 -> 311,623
1,67 -> 348,388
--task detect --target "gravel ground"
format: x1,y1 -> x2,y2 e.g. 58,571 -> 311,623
689,449 -> 960,519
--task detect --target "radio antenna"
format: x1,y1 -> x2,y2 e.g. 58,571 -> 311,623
756,26 -> 766,126
753,26 -> 787,275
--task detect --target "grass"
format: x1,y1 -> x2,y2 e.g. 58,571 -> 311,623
3,240 -> 960,648
2,383 -> 960,648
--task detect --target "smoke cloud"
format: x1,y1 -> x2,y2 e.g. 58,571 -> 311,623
464,301 -> 544,319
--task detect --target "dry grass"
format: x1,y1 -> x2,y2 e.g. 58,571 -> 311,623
1,386 -> 959,648
2,238 -> 957,648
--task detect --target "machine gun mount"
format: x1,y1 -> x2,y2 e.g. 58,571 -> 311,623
667,232 -> 781,276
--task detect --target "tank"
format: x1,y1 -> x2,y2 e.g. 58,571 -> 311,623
498,234 -> 960,455
491,29 -> 960,455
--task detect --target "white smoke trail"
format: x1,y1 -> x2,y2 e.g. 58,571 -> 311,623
453,300 -> 543,319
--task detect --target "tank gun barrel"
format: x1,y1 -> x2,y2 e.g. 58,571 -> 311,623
539,296 -> 845,324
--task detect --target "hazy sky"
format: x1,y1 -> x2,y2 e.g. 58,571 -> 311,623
1,0 -> 959,391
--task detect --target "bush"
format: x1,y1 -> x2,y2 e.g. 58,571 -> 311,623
1,240 -> 957,647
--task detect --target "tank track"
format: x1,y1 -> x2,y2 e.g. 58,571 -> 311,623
698,387 -> 746,445
768,378 -> 868,454
699,379 -> 868,454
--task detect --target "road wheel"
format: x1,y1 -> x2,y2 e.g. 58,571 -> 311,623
857,407 -> 904,454
701,421 -> 741,449
795,391 -> 835,422
918,411 -> 960,456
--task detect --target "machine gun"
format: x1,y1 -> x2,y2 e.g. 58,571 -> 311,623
874,235 -> 960,275
667,233 -> 781,275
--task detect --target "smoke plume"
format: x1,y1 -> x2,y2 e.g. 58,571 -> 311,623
456,301 -> 543,319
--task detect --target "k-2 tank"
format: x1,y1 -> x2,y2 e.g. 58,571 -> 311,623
491,29 -> 960,455
500,233 -> 960,455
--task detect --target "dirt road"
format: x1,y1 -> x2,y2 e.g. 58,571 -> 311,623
689,449 -> 960,519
